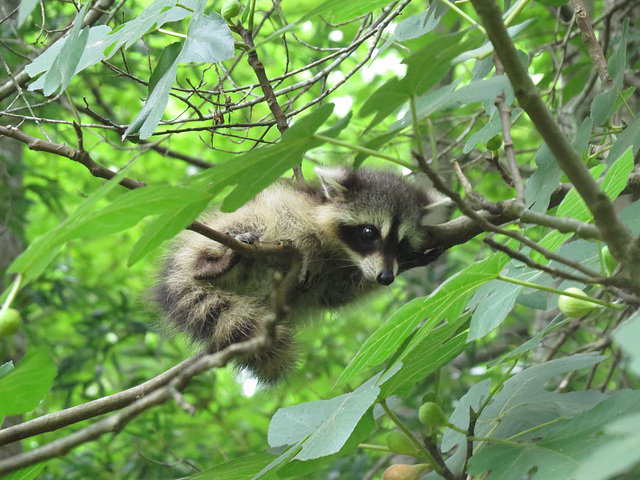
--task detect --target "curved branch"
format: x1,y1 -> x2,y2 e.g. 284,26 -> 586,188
0,352 -> 205,447
0,265 -> 299,477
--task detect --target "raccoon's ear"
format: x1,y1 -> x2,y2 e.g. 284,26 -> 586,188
423,189 -> 453,211
315,167 -> 349,201
421,189 -> 453,224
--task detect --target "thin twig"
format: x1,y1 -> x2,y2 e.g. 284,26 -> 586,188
493,54 -> 525,201
571,0 -> 613,89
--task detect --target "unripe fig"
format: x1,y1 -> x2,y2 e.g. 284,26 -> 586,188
0,308 -> 22,336
386,430 -> 420,456
485,134 -> 502,151
383,464 -> 419,480
601,246 -> 618,274
558,287 -> 597,318
418,402 -> 447,428
221,0 -> 242,20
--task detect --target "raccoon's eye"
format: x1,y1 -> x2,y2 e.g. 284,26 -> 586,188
361,226 -> 378,241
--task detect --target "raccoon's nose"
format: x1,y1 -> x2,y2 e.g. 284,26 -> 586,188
376,270 -> 395,286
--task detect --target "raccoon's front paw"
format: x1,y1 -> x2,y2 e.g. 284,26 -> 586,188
235,232 -> 260,245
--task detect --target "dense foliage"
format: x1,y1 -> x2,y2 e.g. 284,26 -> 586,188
1,0 -> 639,479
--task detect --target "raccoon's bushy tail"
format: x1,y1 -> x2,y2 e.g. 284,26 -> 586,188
153,271 -> 297,382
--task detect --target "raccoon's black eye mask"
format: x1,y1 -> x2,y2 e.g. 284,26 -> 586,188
338,224 -> 381,255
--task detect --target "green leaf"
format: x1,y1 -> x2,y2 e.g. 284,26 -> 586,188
464,111 -> 501,154
276,413 -> 377,477
476,353 -> 607,441
618,199 -> 640,234
29,2 -> 91,95
600,146 -> 634,199
608,113 -> 640,166
299,0 -> 392,23
574,412 -> 640,480
67,185 -> 209,239
17,0 -> 39,27
3,463 -> 47,480
336,253 -> 508,388
388,254 -> 509,371
148,42 -> 182,95
128,198 -> 210,266
0,349 -> 57,416
8,162 -> 136,281
123,52 -> 179,139
359,30 -> 470,129
468,389 -> 640,480
180,12 -> 235,63
104,0 -> 193,54
525,117 -> 592,213
394,2 -> 448,41
27,26 -> 111,92
613,311 -> 640,377
381,324 -> 467,397
268,369 -> 392,461
251,444 -> 302,480
534,148 -> 632,264
590,19 -> 628,126
468,264 -> 543,341
181,453 -> 278,480
124,2 -> 235,139
441,379 -> 492,476
218,103 -> 336,211
353,130 -> 399,168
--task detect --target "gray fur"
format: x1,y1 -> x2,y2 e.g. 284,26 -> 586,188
153,168 -> 434,382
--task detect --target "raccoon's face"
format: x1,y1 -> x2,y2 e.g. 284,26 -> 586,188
316,167 -> 429,286
337,218 -> 422,285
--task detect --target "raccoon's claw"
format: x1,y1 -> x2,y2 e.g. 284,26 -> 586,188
235,232 -> 260,245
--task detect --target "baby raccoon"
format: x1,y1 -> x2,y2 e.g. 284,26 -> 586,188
153,168 -> 441,382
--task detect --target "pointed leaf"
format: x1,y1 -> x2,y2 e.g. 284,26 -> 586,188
337,253 -> 508,387
0,349 -> 57,416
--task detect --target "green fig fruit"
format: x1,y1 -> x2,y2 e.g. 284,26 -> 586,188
386,431 -> 420,456
558,287 -> 597,318
0,308 -> 22,336
221,0 -> 242,20
418,402 -> 447,428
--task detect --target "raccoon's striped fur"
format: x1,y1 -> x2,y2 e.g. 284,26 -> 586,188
153,168 -> 439,382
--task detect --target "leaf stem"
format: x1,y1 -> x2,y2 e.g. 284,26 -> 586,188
507,417 -> 564,441
156,28 -> 187,39
467,435 -> 526,447
503,0 -> 531,27
358,443 -> 390,452
1,274 -> 22,315
440,0 -> 485,33
312,134 -> 417,170
496,274 -> 624,309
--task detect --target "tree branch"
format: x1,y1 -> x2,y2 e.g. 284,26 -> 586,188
571,0 -> 613,89
0,268 -> 298,476
469,0 -> 636,284
0,352 -> 205,447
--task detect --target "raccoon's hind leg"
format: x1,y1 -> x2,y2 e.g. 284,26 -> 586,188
192,232 -> 261,280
